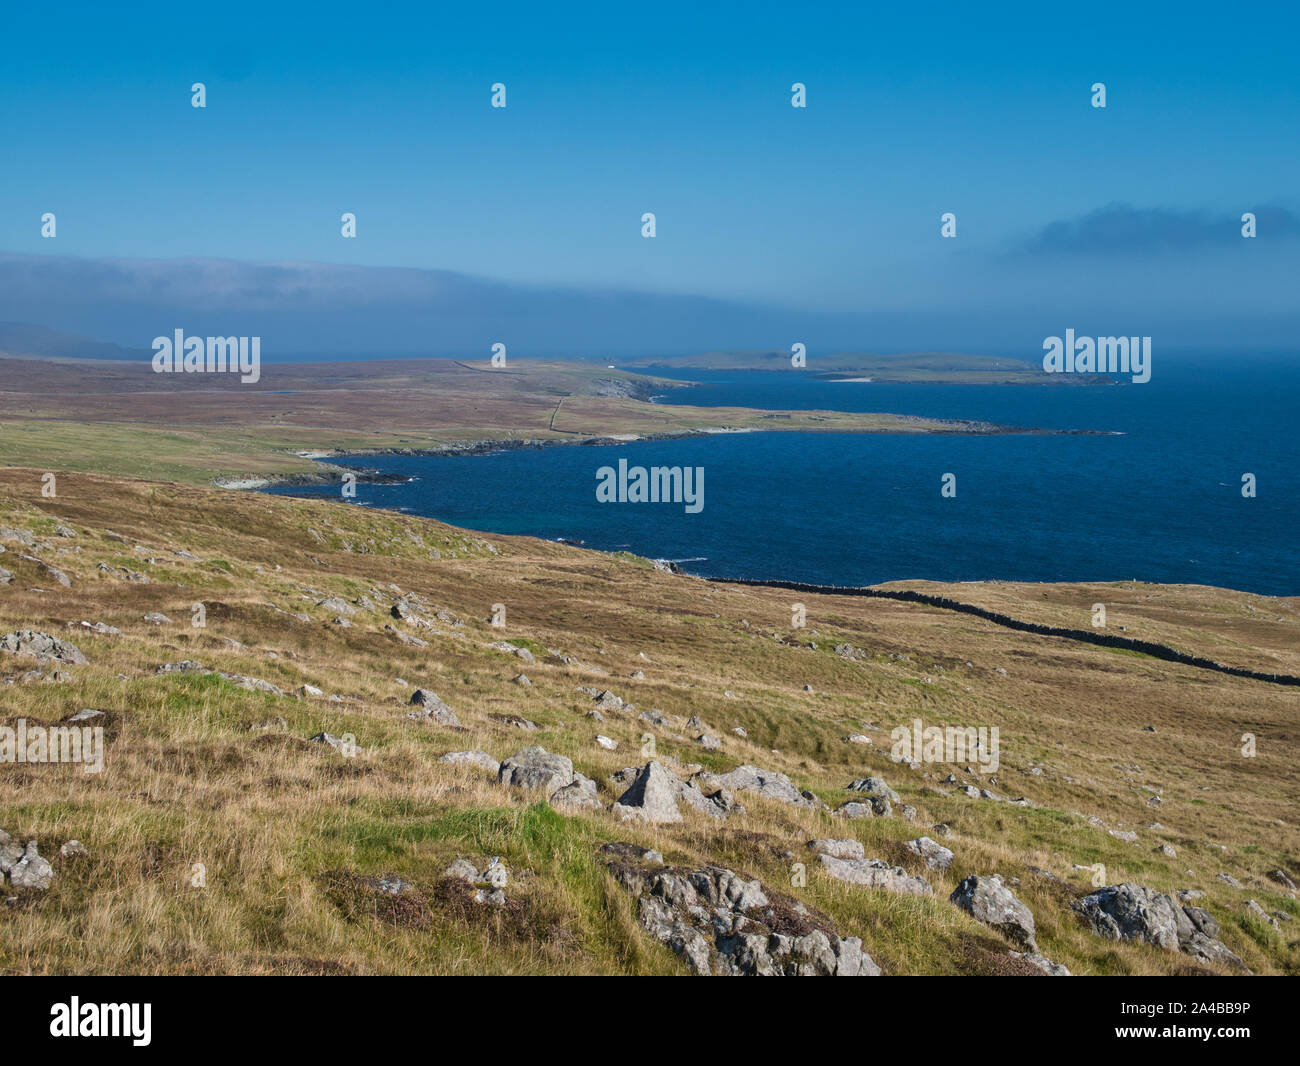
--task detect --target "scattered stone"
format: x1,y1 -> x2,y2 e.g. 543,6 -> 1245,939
1156,843 -> 1177,858
143,612 -> 172,626
1266,869 -> 1297,891
843,734 -> 872,745
308,732 -> 355,753
693,765 -> 818,809
833,802 -> 876,820
1245,899 -> 1281,930
60,840 -> 88,859
595,735 -> 618,750
550,776 -> 602,812
219,673 -> 283,696
732,726 -> 747,737
5,840 -> 54,890
695,733 -> 721,750
512,673 -> 531,686
444,857 -> 508,904
1010,951 -> 1072,976
387,627 -> 429,648
318,597 -> 355,615
592,690 -> 625,712
488,641 -> 535,664
297,684 -> 324,698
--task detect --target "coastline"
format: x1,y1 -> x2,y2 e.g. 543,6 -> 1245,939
218,418 -> 1116,490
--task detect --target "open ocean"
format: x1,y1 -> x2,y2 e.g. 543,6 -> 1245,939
265,356 -> 1300,596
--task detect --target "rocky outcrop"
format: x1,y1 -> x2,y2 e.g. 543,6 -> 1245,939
950,875 -> 1037,951
1,630 -> 88,666
819,855 -> 932,896
1072,883 -> 1246,969
605,846 -> 881,976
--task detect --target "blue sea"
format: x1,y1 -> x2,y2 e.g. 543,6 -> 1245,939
265,357 -> 1300,596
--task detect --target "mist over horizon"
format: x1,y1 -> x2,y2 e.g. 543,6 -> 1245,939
2,246 -> 1299,363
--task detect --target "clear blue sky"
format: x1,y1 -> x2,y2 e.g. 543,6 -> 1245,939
1,0 -> 1297,353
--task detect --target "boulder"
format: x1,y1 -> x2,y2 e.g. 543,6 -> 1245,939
498,746 -> 578,797
612,761 -> 683,824
950,874 -> 1038,951
692,765 -> 818,809
904,836 -> 954,870
1072,882 -> 1246,969
7,840 -> 54,890
808,838 -> 865,860
438,750 -> 500,775
407,690 -> 460,725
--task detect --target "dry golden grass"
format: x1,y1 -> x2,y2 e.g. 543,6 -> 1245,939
0,467 -> 1296,975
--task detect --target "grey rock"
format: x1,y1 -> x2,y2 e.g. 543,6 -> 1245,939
0,630 -> 88,666
8,841 -> 54,890
1010,951 -> 1072,976
438,749 -> 500,775
498,746 -> 578,797
407,689 -> 460,725
951,874 -> 1038,951
692,764 -> 817,809
612,761 -> 683,824
608,857 -> 880,977
819,855 -> 932,896
904,836 -> 954,870
808,838 -> 865,860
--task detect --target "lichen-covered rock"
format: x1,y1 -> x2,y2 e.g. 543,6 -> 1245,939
606,849 -> 881,976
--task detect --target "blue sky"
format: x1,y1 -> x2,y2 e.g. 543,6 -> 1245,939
1,1 -> 1297,354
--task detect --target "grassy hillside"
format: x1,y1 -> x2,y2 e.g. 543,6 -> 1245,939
0,467 -> 1295,975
